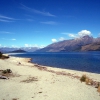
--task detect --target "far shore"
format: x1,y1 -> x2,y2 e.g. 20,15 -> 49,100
0,55 -> 100,100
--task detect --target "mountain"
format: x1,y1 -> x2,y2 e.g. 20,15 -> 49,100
1,35 -> 100,53
10,49 -> 27,53
20,47 -> 39,52
81,42 -> 100,51
0,47 -> 18,53
35,35 -> 100,52
0,47 -> 39,53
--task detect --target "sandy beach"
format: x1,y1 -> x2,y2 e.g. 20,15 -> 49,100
0,56 -> 100,100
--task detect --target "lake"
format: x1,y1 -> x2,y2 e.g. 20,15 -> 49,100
9,52 -> 100,74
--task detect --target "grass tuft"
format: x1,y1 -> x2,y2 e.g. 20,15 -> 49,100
80,74 -> 87,82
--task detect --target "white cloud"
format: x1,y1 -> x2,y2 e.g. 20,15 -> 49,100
24,44 -> 45,48
0,15 -> 14,20
52,39 -> 57,43
33,44 -> 46,48
21,4 -> 55,17
0,31 -> 14,34
68,30 -> 92,38
78,30 -> 91,37
0,44 -> 1,46
51,37 -> 65,43
98,33 -> 100,37
2,38 -> 16,41
0,31 -> 10,34
68,34 -> 77,38
59,37 -> 65,41
3,46 -> 7,48
33,44 -> 39,47
0,19 -> 13,22
25,44 -> 31,47
39,45 -> 45,48
62,32 -> 77,38
0,15 -> 15,22
11,45 -> 19,48
11,38 -> 16,41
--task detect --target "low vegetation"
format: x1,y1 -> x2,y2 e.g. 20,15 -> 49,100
0,69 -> 20,80
0,52 -> 9,59
80,74 -> 87,82
12,98 -> 18,100
21,77 -> 38,83
80,74 -> 100,95
2,69 -> 12,74
0,69 -> 13,79
0,52 -> 2,58
97,85 -> 100,96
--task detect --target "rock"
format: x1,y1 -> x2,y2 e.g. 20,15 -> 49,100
0,75 -> 9,79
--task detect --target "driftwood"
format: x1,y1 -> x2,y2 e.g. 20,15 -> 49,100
0,75 -> 9,79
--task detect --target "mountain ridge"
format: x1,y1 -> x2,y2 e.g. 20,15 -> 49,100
35,35 -> 100,52
0,47 -> 39,53
1,35 -> 100,53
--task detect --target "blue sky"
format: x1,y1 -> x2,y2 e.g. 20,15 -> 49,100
0,0 -> 100,48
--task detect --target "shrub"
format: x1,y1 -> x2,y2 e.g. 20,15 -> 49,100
2,69 -> 12,74
0,52 -> 2,58
80,74 -> 87,82
2,70 -> 8,74
85,77 -> 90,85
97,85 -> 100,95
12,98 -> 18,100
6,69 -> 12,73
0,52 -> 9,59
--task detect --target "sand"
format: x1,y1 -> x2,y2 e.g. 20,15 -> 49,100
0,56 -> 100,100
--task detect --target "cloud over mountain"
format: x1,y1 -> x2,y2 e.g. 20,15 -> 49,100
36,35 -> 100,52
52,39 -> 57,43
78,30 -> 91,37
68,30 -> 92,38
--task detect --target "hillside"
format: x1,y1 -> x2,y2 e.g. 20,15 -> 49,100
0,47 -> 39,53
10,49 -> 27,53
81,42 -> 100,51
35,35 -> 100,52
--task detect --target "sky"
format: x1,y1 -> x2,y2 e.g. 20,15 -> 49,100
0,0 -> 100,48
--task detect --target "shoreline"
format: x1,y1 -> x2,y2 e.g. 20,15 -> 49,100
0,56 -> 100,100
10,55 -> 100,76
8,52 -> 100,74
4,55 -> 100,82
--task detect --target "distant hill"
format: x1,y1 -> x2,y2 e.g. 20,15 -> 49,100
10,49 -> 27,53
35,35 -> 100,52
81,42 -> 100,51
0,47 -> 39,53
1,35 -> 100,53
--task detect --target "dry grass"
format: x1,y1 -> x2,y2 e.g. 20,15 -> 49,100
0,69 -> 20,79
80,74 -> 87,82
80,74 -> 100,95
12,98 -> 18,100
21,77 -> 38,83
97,85 -> 100,96
85,77 -> 93,85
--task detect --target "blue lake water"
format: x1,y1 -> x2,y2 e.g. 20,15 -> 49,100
9,52 -> 100,74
